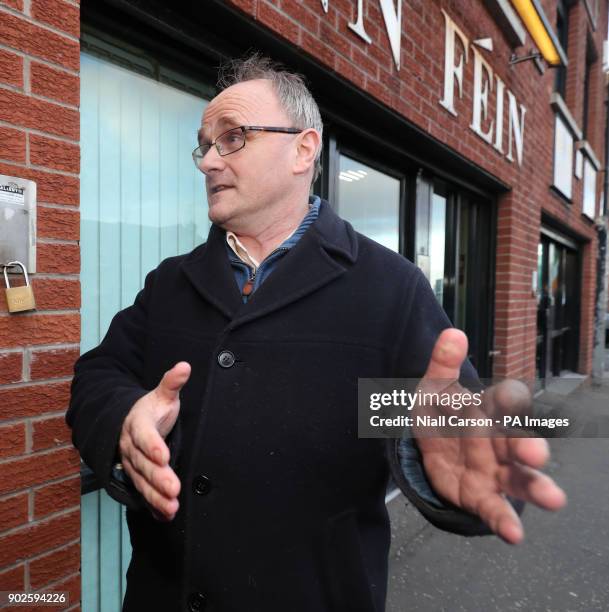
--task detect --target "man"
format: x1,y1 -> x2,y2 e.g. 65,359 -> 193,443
67,55 -> 565,612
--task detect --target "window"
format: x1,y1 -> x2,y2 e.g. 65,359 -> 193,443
582,37 -> 597,138
336,154 -> 401,252
80,52 -> 210,353
80,48 -> 211,611
582,158 -> 597,219
554,0 -> 569,97
553,114 -> 574,199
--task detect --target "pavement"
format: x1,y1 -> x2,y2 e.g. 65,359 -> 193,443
385,370 -> 609,612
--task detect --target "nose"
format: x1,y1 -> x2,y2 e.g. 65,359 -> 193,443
199,145 -> 225,176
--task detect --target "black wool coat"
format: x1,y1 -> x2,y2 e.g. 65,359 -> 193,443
67,199 -> 494,612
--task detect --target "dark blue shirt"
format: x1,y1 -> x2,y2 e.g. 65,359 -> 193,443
226,196 -> 320,301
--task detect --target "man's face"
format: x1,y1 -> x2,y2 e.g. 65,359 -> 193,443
197,79 -> 299,231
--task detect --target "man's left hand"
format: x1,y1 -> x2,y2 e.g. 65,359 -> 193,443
414,328 -> 567,544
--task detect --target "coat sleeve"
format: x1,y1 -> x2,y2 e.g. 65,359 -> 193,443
387,267 -> 524,536
65,269 -> 157,510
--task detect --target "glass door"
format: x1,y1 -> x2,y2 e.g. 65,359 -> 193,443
415,176 -> 495,377
535,233 -> 580,384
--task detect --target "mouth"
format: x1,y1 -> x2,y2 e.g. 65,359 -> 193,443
210,185 -> 233,195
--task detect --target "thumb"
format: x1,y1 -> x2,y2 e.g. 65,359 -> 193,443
422,328 -> 468,382
155,361 -> 191,403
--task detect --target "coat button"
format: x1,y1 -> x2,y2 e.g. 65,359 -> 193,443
217,350 -> 235,368
187,591 -> 207,611
193,475 -> 212,496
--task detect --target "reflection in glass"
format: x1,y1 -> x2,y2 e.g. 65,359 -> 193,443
549,243 -> 560,307
429,192 -> 446,304
456,202 -> 469,329
80,53 -> 209,352
337,155 -> 400,252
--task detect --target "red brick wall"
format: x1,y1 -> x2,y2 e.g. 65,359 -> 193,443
0,0 -> 81,609
226,0 -> 607,379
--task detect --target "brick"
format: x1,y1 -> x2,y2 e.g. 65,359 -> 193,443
31,0 -> 79,38
0,314 -> 79,348
226,0 -> 256,14
0,422 -> 26,459
0,163 -> 79,206
334,55 -> 366,90
37,242 -> 80,274
37,205 -> 80,240
44,572 -> 80,611
30,347 -> 79,380
281,0 -> 320,36
0,279 -> 80,313
0,11 -> 79,71
30,134 -> 79,173
0,48 -> 23,88
0,563 -> 25,591
350,46 -> 378,79
0,491 -> 28,531
32,279 -> 80,311
33,475 -> 79,519
0,0 -> 23,10
319,19 -> 351,59
0,89 -> 79,140
0,351 -> 22,384
0,380 -> 71,419
257,1 -> 299,42
0,447 -> 78,497
30,61 -> 79,106
29,542 -> 79,589
32,415 -> 71,451
0,508 -> 79,566
0,126 -> 26,163
301,30 -> 335,70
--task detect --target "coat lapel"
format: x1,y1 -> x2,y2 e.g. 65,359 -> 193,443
179,200 -> 359,327
180,223 -> 244,320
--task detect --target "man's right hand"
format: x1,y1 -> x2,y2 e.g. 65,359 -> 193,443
118,361 -> 191,521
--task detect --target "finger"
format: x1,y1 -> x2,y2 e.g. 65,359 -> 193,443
497,463 -> 567,511
422,328 -> 468,383
124,442 -> 181,498
129,417 -> 171,466
483,379 -> 532,420
474,492 -> 524,545
155,361 -> 192,403
122,456 -> 180,519
506,437 -> 550,469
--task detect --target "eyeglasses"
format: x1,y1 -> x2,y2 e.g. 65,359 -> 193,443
192,125 -> 303,170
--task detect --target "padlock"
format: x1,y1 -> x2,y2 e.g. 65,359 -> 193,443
4,261 -> 36,313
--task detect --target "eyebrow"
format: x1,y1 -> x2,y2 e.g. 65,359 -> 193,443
198,115 -> 242,144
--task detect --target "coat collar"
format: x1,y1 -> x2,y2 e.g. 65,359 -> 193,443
180,198 -> 358,327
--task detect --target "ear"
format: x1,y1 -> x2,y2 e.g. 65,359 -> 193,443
293,128 -> 321,177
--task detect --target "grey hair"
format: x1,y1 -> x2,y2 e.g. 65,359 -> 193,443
217,53 -> 323,183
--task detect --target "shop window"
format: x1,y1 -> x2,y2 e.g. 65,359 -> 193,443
552,114 -> 574,200
582,158 -> 597,219
582,36 -> 598,139
554,0 -> 569,97
80,48 -> 210,611
81,52 -> 210,353
336,154 -> 401,252
429,187 -> 447,304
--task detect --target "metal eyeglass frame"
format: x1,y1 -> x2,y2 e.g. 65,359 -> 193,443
192,125 -> 304,167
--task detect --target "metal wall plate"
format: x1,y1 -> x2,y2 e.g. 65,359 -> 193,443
0,175 -> 37,274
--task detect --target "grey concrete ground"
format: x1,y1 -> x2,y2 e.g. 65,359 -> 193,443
386,377 -> 609,612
